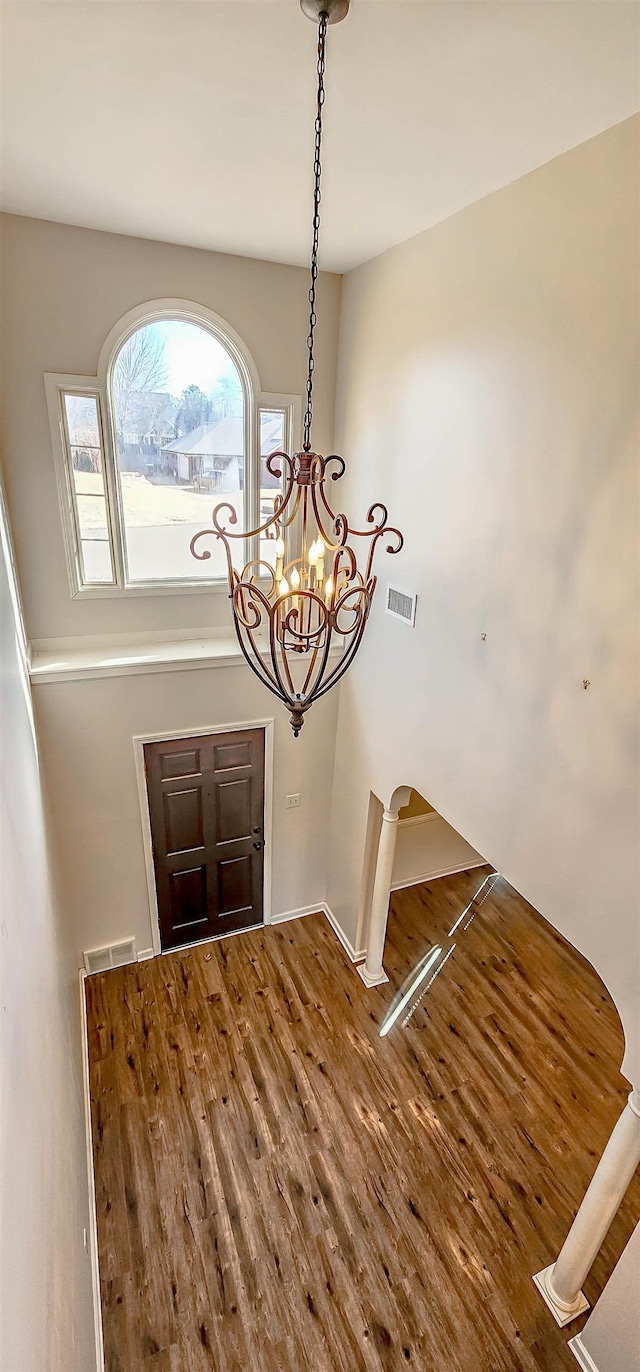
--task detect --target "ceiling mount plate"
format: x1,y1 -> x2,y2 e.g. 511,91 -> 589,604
300,0 -> 350,24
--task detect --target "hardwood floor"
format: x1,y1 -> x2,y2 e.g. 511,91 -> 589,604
86,868 -> 640,1372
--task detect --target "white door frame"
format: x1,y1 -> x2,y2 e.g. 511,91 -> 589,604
133,717 -> 274,956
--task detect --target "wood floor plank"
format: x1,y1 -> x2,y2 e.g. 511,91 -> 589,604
88,872 -> 640,1371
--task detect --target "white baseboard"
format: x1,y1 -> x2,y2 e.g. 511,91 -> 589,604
269,904 -> 324,925
391,859 -> 486,892
79,970 -> 105,1372
270,902 -> 366,963
128,905 -> 365,977
397,812 -> 439,829
133,913 -> 315,958
568,1335 -> 600,1371
322,902 -> 366,964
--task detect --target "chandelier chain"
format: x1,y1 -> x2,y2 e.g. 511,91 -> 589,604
303,11 -> 328,452
189,0 -> 404,739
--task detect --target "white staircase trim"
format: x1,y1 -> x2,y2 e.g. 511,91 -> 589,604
568,1334 -> 601,1372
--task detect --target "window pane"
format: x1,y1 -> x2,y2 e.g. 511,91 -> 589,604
111,320 -> 245,583
259,409 -> 286,574
63,393 -> 114,584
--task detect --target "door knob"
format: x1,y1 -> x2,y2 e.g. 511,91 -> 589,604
253,841 -> 262,850
253,826 -> 262,834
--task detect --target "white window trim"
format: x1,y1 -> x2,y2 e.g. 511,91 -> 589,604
45,298 -> 300,599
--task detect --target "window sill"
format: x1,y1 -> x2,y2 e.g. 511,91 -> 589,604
28,628 -> 344,685
68,579 -> 231,600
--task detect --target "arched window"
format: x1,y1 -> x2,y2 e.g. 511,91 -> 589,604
45,301 -> 298,595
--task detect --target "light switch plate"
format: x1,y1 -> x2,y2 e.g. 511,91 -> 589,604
285,793 -> 301,809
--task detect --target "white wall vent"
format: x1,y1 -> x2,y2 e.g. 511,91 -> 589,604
83,938 -> 137,976
385,584 -> 417,627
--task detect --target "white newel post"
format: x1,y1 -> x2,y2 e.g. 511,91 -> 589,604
534,1089 -> 640,1326
358,806 -> 402,988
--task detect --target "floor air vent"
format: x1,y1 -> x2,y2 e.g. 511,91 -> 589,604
385,584 -> 417,627
84,939 -> 137,976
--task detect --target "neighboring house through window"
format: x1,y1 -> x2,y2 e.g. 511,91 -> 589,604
45,300 -> 298,595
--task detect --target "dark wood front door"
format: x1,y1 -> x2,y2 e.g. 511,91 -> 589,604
144,729 -> 265,951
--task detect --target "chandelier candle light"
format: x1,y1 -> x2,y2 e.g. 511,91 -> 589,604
191,0 -> 403,737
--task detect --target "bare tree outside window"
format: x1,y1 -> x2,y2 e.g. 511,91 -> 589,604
110,319 -> 245,582
112,328 -> 168,441
211,373 -> 243,418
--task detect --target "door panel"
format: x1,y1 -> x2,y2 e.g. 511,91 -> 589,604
218,854 -> 253,916
163,788 -> 203,854
213,740 -> 252,771
145,729 -> 265,951
161,749 -> 201,780
215,777 -> 252,844
170,866 -> 208,931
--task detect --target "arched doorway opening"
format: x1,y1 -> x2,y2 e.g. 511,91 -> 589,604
357,785 -> 485,988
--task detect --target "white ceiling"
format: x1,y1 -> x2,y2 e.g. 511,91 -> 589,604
1,1 -> 638,273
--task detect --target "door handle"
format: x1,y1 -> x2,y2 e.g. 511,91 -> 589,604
253,841 -> 262,851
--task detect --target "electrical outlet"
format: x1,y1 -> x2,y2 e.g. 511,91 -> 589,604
285,793 -> 301,809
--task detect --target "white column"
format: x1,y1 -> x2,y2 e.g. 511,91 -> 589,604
358,807 -> 400,988
534,1089 -> 640,1326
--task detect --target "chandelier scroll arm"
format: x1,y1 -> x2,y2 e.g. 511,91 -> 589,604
271,601 -> 298,698
298,585 -> 351,700
305,610 -> 334,696
314,483 -> 393,551
279,594 -> 329,651
275,483 -> 303,533
242,560 -> 277,598
310,481 -> 349,551
234,584 -> 289,702
190,524 -> 224,560
266,449 -> 297,504
365,524 -> 403,581
332,581 -> 368,636
341,502 -> 390,540
324,454 -> 346,481
190,452 -> 299,572
231,580 -> 305,708
231,601 -> 287,704
234,627 -> 288,705
313,455 -> 345,527
233,577 -> 269,631
300,636 -> 325,698
315,470 -> 345,537
265,450 -> 292,482
313,596 -> 373,702
190,525 -> 237,587
219,452 -> 297,540
327,544 -> 358,604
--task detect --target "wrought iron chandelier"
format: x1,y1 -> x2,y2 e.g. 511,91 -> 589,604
191,0 -> 403,737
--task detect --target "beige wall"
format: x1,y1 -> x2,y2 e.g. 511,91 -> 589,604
392,813 -> 483,892
0,488 -> 96,1368
328,116 -> 640,1083
577,1221 -> 640,1372
0,213 -> 341,641
33,666 -> 338,962
398,789 -> 434,820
